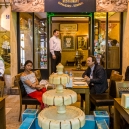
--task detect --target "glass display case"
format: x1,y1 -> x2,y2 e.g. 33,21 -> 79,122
19,13 -> 48,70
94,13 -> 106,68
19,13 -> 33,69
18,12 -> 49,78
34,17 -> 47,69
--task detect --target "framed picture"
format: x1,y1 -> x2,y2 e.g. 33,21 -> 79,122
77,35 -> 88,50
61,33 -> 76,51
60,24 -> 78,31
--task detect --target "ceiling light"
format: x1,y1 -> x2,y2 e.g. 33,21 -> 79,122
64,17 -> 86,18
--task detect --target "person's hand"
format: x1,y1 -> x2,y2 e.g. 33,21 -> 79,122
35,85 -> 45,90
84,75 -> 90,82
52,55 -> 56,59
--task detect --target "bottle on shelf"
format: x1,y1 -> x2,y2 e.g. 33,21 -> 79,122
69,71 -> 73,77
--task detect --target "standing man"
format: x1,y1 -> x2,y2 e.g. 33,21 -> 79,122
49,29 -> 62,73
0,56 -> 5,80
81,55 -> 108,110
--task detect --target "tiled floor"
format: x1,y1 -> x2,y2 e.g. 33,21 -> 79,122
5,95 -> 110,129
5,95 -> 38,129
5,95 -> 83,129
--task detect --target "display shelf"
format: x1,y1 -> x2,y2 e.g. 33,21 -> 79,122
34,18 -> 48,69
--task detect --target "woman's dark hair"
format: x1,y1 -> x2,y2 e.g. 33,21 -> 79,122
53,29 -> 59,34
88,55 -> 97,64
24,60 -> 33,67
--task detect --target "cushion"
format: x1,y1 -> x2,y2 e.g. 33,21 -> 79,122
90,94 -> 114,106
22,95 -> 40,105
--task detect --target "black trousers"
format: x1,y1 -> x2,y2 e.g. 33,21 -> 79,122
51,51 -> 61,73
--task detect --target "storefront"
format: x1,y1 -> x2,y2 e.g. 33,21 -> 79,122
0,0 -> 129,83
0,1 -> 12,91
17,12 -> 123,78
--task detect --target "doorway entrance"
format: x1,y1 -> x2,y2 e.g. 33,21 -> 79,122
48,13 -> 92,74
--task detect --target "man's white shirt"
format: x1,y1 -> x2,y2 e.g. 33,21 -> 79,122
0,59 -> 5,76
49,35 -> 61,56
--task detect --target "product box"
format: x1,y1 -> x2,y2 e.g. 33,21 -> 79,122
93,111 -> 110,126
35,117 -> 42,129
81,115 -> 95,129
96,120 -> 109,129
121,94 -> 129,109
22,109 -> 38,122
119,91 -> 129,98
19,117 -> 35,129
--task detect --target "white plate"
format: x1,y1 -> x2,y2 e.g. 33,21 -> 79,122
74,77 -> 84,80
73,82 -> 87,85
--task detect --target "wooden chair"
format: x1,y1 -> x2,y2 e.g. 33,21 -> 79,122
15,73 -> 40,121
0,81 -> 5,97
115,81 -> 129,98
34,70 -> 42,81
90,70 -> 123,114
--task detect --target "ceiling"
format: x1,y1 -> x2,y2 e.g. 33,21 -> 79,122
35,12 -> 120,21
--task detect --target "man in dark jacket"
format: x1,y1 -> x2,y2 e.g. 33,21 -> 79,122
81,55 -> 108,110
125,66 -> 129,81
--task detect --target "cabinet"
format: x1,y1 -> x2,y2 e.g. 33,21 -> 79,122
107,46 -> 119,69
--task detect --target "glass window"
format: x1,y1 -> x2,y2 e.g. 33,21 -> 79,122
34,14 -> 47,69
0,6 -> 11,74
19,13 -> 33,69
94,12 -> 106,68
107,13 -> 120,69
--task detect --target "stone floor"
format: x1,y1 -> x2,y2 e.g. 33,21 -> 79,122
5,95 -> 82,129
5,95 -> 110,129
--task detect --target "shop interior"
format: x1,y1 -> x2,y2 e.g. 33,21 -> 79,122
17,12 -> 121,78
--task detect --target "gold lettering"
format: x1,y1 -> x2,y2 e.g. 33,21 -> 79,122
58,1 -> 72,7
58,1 -> 83,8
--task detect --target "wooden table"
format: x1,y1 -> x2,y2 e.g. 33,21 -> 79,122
67,85 -> 89,115
114,98 -> 129,129
0,98 -> 6,129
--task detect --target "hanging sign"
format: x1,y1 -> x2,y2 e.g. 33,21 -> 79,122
45,0 -> 96,12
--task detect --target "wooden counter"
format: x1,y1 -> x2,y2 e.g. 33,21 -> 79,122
114,98 -> 129,129
0,98 -> 6,129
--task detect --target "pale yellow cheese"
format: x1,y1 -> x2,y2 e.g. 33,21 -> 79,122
50,120 -> 60,129
64,95 -> 71,105
61,121 -> 71,129
54,96 -> 63,106
71,118 -> 80,129
42,118 -> 50,129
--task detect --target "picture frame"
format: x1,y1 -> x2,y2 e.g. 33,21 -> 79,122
60,24 -> 78,31
61,33 -> 76,51
77,35 -> 88,50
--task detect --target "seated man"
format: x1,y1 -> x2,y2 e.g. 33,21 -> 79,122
81,55 -> 108,110
125,66 -> 129,81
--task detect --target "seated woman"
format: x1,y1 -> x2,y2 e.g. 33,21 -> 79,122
20,60 -> 46,110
